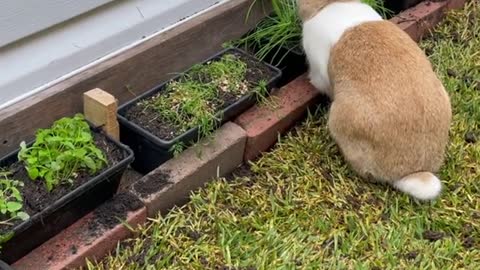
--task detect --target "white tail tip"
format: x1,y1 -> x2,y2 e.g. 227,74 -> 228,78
393,172 -> 442,201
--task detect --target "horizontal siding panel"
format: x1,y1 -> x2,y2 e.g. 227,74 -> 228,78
0,0 -> 223,108
0,0 -> 114,47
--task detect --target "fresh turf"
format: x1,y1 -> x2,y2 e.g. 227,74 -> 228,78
85,2 -> 480,269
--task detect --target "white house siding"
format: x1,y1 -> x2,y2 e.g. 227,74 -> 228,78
0,0 -> 115,47
0,0 -> 223,109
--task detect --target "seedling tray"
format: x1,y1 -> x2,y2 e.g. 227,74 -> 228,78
385,0 -> 423,13
0,128 -> 134,264
118,48 -> 281,174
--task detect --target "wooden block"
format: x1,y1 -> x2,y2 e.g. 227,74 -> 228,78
83,88 -> 119,140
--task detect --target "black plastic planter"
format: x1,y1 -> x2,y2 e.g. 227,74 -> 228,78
260,45 -> 307,87
236,19 -> 307,87
118,48 -> 281,174
0,130 -> 134,264
384,0 -> 423,13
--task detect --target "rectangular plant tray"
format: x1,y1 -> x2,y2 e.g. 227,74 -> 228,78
0,128 -> 134,264
117,47 -> 281,174
384,0 -> 423,13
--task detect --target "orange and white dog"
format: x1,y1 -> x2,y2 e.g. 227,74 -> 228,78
298,0 -> 452,200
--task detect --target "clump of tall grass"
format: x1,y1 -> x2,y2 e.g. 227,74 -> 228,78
232,0 -> 391,65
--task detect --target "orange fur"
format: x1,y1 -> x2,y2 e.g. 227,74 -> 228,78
327,20 -> 452,182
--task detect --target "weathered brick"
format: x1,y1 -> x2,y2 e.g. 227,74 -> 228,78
130,122 -> 246,217
235,74 -> 320,161
13,193 -> 146,270
390,0 -> 466,42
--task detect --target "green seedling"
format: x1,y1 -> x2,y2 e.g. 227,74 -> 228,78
253,79 -> 279,110
141,54 -> 270,142
18,114 -> 107,192
253,79 -> 269,104
0,170 -> 28,226
170,141 -> 187,158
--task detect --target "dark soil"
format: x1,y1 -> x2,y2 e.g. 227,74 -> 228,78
461,224 -> 476,249
463,236 -> 475,249
86,192 -> 143,238
126,238 -> 151,265
465,131 -> 477,144
404,251 -> 419,260
70,245 -> 78,255
321,169 -> 335,183
133,170 -> 171,198
123,51 -> 276,141
422,230 -> 445,242
118,167 -> 143,192
345,195 -> 362,210
225,164 -> 255,181
0,132 -> 126,235
226,164 -> 260,190
125,237 -> 164,266
447,69 -> 458,77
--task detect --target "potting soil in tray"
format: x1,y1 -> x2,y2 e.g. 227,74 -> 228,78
0,133 -> 126,236
123,50 -> 276,141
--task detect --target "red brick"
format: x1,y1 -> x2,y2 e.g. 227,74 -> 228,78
13,194 -> 147,270
390,0 -> 466,42
130,122 -> 246,217
235,74 -> 320,161
447,0 -> 467,9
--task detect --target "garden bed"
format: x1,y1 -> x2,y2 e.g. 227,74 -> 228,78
118,48 -> 281,174
123,49 -> 278,141
0,115 -> 133,263
0,134 -> 123,230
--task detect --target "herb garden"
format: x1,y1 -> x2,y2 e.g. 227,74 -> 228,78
118,49 -> 280,173
0,114 -> 133,263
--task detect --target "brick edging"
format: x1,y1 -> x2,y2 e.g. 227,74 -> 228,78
13,193 -> 147,270
12,0 -> 466,268
390,0 -> 466,42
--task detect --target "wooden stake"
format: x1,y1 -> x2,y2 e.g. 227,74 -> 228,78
83,88 -> 119,140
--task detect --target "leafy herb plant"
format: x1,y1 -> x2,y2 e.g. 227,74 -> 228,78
232,0 -> 391,65
18,114 -> 107,192
0,170 -> 29,226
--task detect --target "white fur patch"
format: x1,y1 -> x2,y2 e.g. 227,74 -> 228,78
393,172 -> 442,201
302,1 -> 382,97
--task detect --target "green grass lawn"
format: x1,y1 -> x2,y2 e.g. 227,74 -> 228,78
86,2 -> 480,269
